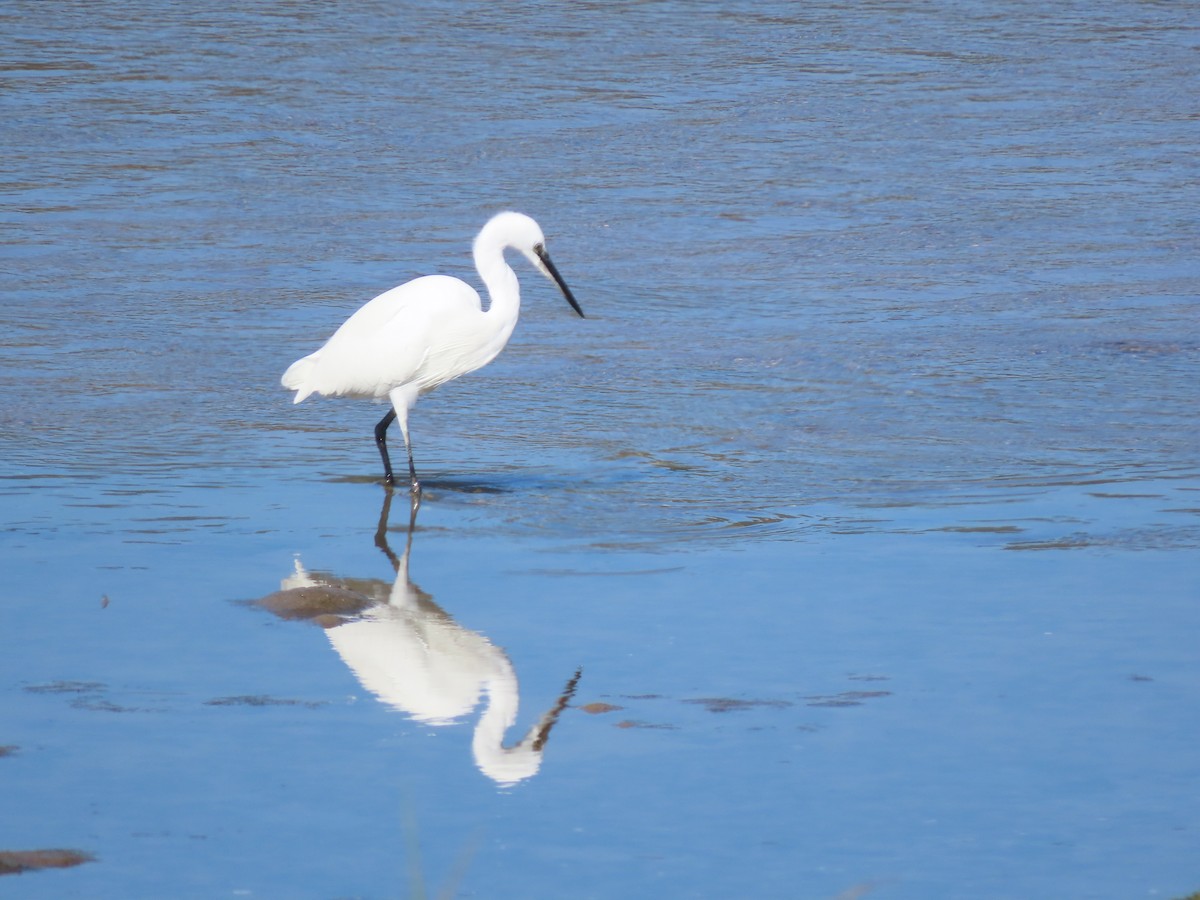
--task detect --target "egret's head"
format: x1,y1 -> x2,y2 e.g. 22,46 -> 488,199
479,211 -> 585,318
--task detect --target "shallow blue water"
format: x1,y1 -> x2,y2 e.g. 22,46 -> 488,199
2,2 -> 1198,898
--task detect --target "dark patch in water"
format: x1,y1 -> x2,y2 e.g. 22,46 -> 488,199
205,695 -> 325,709
257,586 -> 373,622
324,474 -> 511,494
803,691 -> 892,708
69,697 -> 159,714
26,682 -> 169,714
685,697 -> 794,713
579,702 -> 624,714
24,681 -> 105,694
0,849 -> 95,876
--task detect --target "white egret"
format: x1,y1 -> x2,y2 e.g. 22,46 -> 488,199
282,211 -> 585,492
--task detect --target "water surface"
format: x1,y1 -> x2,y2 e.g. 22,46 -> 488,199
2,2 -> 1198,898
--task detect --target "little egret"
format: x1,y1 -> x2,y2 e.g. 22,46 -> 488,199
282,211 -> 584,492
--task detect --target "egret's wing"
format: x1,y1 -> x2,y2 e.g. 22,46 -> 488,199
297,276 -> 480,399
331,276 -> 476,337
375,276 -> 490,391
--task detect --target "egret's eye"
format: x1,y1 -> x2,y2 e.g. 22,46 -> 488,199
533,243 -> 546,256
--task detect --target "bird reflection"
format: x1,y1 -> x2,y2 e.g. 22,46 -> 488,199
259,491 -> 581,786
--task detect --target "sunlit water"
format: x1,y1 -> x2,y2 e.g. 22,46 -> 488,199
2,2 -> 1198,898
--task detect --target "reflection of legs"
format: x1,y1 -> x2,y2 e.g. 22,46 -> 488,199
374,482 -> 420,574
374,408 -> 398,485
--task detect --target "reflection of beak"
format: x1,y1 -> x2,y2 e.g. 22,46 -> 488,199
473,666 -> 584,786
534,245 -> 585,319
532,667 -> 583,751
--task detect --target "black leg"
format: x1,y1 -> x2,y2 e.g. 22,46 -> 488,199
405,437 -> 419,495
374,409 -> 397,486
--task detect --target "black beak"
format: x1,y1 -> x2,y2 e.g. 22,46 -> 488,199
535,245 -> 585,318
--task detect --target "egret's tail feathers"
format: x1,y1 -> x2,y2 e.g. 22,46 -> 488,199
282,355 -> 318,404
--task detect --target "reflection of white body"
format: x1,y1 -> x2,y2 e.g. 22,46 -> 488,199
277,540 -> 576,786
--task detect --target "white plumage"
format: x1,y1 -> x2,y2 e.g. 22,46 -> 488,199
261,492 -> 581,785
282,212 -> 584,491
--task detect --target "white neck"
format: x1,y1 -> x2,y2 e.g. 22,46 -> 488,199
477,228 -> 523,303
472,666 -> 545,785
472,241 -> 522,363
